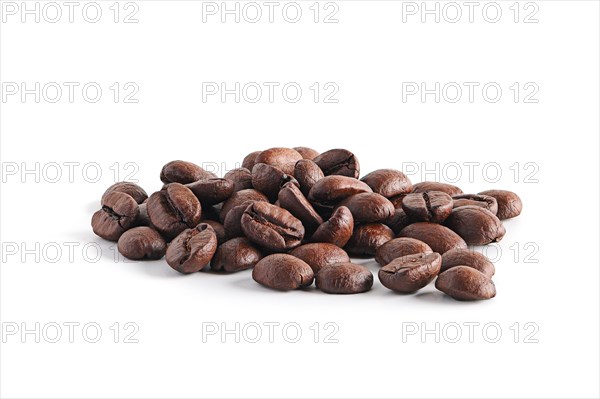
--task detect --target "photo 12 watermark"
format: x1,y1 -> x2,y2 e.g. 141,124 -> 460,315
201,321 -> 340,343
201,82 -> 340,104
1,1 -> 140,24
1,321 -> 140,343
1,82 -> 140,104
401,321 -> 540,343
400,1 -> 539,24
201,1 -> 339,24
401,82 -> 540,104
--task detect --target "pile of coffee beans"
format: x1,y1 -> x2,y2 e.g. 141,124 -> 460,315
91,148 -> 522,301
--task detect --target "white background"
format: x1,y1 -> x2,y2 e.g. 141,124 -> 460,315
1,1 -> 599,398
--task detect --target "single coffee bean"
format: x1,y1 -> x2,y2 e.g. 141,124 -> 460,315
412,181 -> 463,196
308,175 -> 372,209
219,189 -> 268,222
445,206 -> 505,245
92,191 -> 139,241
379,252 -> 442,293
290,243 -> 350,274
401,191 -> 453,223
224,168 -> 253,192
441,248 -> 495,277
375,237 -> 433,266
293,146 -> 320,160
252,254 -> 314,290
136,202 -> 150,226
399,222 -> 467,254
435,266 -> 496,300
223,203 -> 254,239
316,263 -> 373,294
146,183 -> 202,240
452,194 -> 498,215
478,190 -> 522,220
186,178 -> 234,206
278,183 -> 323,233
166,223 -> 218,273
385,207 -> 412,234
344,223 -> 394,257
254,147 -> 302,175
117,226 -> 167,260
339,192 -> 395,223
241,202 -> 305,252
211,237 -> 263,273
160,160 -> 215,184
311,206 -> 354,247
252,163 -> 297,201
294,159 -> 324,196
102,182 -> 147,204
360,169 -> 412,198
201,220 -> 226,245
313,148 -> 360,178
242,150 -> 261,171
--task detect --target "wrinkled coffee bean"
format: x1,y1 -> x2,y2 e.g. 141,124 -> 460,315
102,182 -> 147,204
290,243 -> 350,274
316,263 -> 373,294
308,175 -> 372,209
435,266 -> 496,300
146,183 -> 202,240
224,168 -> 253,192
412,181 -> 463,196
344,223 -> 394,257
160,160 -> 215,184
117,226 -> 167,260
360,169 -> 412,198
252,163 -> 297,201
211,237 -> 263,273
242,150 -> 261,171
252,254 -> 314,290
294,159 -> 324,196
186,178 -> 234,206
452,194 -> 498,215
401,191 -> 453,223
339,192 -> 395,223
166,223 -> 218,273
92,191 -> 139,241
445,206 -> 505,245
375,237 -> 433,266
293,146 -> 319,160
219,189 -> 268,222
441,248 -> 495,277
254,147 -> 302,175
278,183 -> 323,232
399,222 -> 467,254
241,202 -> 304,252
202,220 -> 226,245
478,190 -> 522,220
136,202 -> 150,226
385,207 -> 412,234
311,206 -> 354,247
379,252 -> 441,293
313,148 -> 360,178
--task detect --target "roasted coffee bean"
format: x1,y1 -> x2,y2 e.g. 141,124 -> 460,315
186,178 -> 234,206
117,226 -> 167,260
293,146 -> 320,160
102,182 -> 147,204
252,163 -> 297,201
478,190 -> 522,220
401,191 -> 453,223
445,206 -> 505,245
316,263 -> 373,294
219,189 -> 268,222
375,237 -> 433,266
435,266 -> 496,300
360,169 -> 412,198
242,150 -> 261,171
160,160 -> 215,184
399,222 -> 467,254
252,254 -> 314,290
412,182 -> 463,196
223,203 -> 254,239
339,192 -> 395,223
136,202 -> 150,226
290,243 -> 350,274
92,191 -> 139,241
278,183 -> 323,232
441,248 -> 495,277
165,223 -> 218,273
254,147 -> 302,175
202,220 -> 226,245
308,175 -> 372,209
313,149 -> 360,178
241,202 -> 305,252
344,223 -> 394,257
452,194 -> 498,215
294,159 -> 324,196
385,207 -> 412,234
224,168 -> 253,192
311,206 -> 354,247
211,237 -> 263,273
379,252 -> 441,293
146,183 -> 202,240
389,194 -> 409,209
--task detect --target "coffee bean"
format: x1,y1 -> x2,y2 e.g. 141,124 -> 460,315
241,202 -> 305,252
339,192 -> 395,223
313,148 -> 360,178
441,248 -> 495,277
166,223 -> 218,273
445,206 -> 505,245
147,183 -> 202,240
412,182 -> 463,196
223,203 -> 254,239
316,263 -> 373,294
401,191 -> 453,223
186,178 -> 234,206
293,146 -> 320,160
160,160 -> 215,184
102,182 -> 147,204
399,222 -> 467,254
254,147 -> 302,175
252,163 -> 297,201
278,182 -> 323,232
242,150 -> 261,171
435,266 -> 496,300
379,252 -> 441,293
360,169 -> 412,198
290,243 -> 350,274
344,223 -> 394,257
201,220 -> 226,245
308,175 -> 372,210
389,194 -> 409,209
211,237 -> 263,273
92,191 -> 139,241
136,202 -> 150,226
294,159 -> 324,196
219,189 -> 268,222
384,207 -> 412,234
452,194 -> 498,215
252,254 -> 314,290
117,226 -> 167,260
478,190 -> 522,220
311,206 -> 354,247
375,237 -> 433,266
224,168 -> 253,192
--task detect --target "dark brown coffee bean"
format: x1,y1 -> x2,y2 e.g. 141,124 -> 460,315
412,182 -> 463,196
117,226 -> 167,260
146,183 -> 202,240
384,207 -> 412,234
452,194 -> 498,215
375,237 -> 433,266
339,192 -> 395,223
293,146 -> 319,160
186,178 -> 234,206
308,175 -> 372,209
224,168 -> 253,192
360,169 -> 412,198
399,222 -> 467,254
201,220 -> 226,245
441,248 -> 495,277
241,202 -> 304,252
254,147 -> 302,175
166,223 -> 218,273
311,206 -> 354,247
219,189 -> 268,222
344,223 -> 394,257
445,206 -> 505,245
252,163 -> 297,201
379,252 -> 441,293
435,266 -> 496,300
290,243 -> 350,274
401,191 -> 453,223
313,149 -> 360,178
252,254 -> 314,290
102,182 -> 147,204
223,203 -> 254,239
136,202 -> 150,226
316,263 -> 373,294
294,159 -> 324,196
92,191 -> 139,241
278,183 -> 323,232
211,237 -> 263,273
242,150 -> 261,171
160,160 -> 216,184
478,190 -> 522,220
